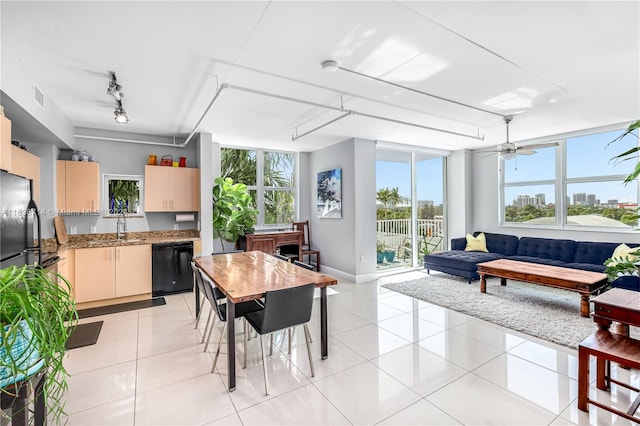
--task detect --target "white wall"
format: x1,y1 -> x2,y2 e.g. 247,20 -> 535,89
197,133 -> 215,256
308,138 -> 377,282
446,150 -> 473,240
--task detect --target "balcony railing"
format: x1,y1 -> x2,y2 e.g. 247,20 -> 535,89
376,218 -> 445,260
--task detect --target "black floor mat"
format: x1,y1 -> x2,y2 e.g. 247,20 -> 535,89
66,321 -> 103,349
77,297 -> 166,319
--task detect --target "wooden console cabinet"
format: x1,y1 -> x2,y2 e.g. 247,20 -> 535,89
245,231 -> 302,260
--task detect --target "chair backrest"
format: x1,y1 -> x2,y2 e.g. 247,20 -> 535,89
259,283 -> 315,334
273,253 -> 290,262
191,262 -> 215,303
212,250 -> 243,255
292,221 -> 311,249
293,260 -> 314,270
191,261 -> 206,297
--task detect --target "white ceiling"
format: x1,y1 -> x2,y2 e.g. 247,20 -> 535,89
1,1 -> 638,153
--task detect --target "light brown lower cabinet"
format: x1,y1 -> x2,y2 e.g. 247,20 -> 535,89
57,249 -> 75,297
74,244 -> 151,303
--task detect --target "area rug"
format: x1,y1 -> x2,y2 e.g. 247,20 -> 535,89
382,275 -> 623,349
65,321 -> 103,350
78,297 -> 166,319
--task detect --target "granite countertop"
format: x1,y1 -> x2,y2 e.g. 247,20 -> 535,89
43,230 -> 200,252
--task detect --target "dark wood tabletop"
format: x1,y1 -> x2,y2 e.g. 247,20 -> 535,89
195,251 -> 337,304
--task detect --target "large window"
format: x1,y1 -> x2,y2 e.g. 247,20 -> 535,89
500,125 -> 639,230
220,147 -> 296,227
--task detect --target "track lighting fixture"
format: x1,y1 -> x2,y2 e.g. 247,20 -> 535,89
107,72 -> 123,100
114,99 -> 129,124
107,71 -> 129,124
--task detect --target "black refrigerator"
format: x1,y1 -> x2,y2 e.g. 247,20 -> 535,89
0,170 -> 40,269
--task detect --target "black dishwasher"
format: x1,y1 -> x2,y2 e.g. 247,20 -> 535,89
152,241 -> 194,296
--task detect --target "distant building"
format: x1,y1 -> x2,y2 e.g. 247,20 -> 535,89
587,194 -> 596,206
618,202 -> 638,210
573,193 -> 587,205
513,194 -> 543,208
535,193 -> 546,205
417,200 -> 434,209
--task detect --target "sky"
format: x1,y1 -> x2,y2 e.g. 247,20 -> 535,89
375,128 -> 638,207
376,158 -> 443,204
504,128 -> 638,203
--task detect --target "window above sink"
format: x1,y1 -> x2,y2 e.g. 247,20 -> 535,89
103,174 -> 144,217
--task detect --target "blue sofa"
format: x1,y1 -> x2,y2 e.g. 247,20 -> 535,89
424,231 -> 639,283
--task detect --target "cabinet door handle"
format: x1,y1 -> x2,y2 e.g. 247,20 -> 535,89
170,200 -> 174,209
117,248 -> 120,260
109,250 -> 112,261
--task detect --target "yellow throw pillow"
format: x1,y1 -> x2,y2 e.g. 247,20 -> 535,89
465,233 -> 488,252
611,243 -> 640,262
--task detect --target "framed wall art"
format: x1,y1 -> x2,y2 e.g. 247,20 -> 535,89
317,167 -> 342,218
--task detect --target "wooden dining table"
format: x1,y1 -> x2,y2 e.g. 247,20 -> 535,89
195,251 -> 338,391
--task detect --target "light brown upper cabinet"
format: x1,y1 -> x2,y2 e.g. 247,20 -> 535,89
0,115 -> 12,171
10,146 -> 40,203
57,160 -> 100,214
144,165 -> 199,212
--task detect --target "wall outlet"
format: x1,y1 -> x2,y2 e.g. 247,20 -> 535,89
360,255 -> 366,263
90,226 -> 97,234
174,224 -> 179,230
69,226 -> 77,235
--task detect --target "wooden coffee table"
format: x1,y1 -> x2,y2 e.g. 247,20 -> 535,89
477,259 -> 608,317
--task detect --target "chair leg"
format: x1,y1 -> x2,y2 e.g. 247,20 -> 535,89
288,328 -> 292,354
201,307 -> 213,343
211,321 -> 227,373
194,298 -> 206,328
260,334 -> 269,395
203,313 -> 216,352
303,323 -> 315,377
243,320 -> 248,369
269,333 -> 273,356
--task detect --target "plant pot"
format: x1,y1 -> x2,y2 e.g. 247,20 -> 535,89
0,319 -> 45,388
384,250 -> 396,262
376,252 -> 385,263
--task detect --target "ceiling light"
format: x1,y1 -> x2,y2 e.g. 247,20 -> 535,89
321,60 -> 339,72
499,152 -> 516,161
114,100 -> 129,124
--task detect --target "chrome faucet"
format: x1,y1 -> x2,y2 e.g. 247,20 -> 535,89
116,210 -> 127,240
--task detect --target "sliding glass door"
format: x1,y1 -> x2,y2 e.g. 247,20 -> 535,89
376,147 -> 445,271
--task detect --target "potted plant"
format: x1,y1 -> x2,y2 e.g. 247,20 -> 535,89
1,264 -> 78,423
384,247 -> 396,262
212,177 -> 259,251
376,241 -> 385,263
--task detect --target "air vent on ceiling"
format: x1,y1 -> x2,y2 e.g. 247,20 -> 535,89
33,83 -> 44,109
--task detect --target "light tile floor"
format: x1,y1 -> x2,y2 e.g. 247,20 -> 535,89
62,270 -> 640,425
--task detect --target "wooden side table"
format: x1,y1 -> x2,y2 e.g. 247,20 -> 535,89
0,370 -> 46,426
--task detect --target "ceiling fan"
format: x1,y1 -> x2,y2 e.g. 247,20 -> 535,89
481,115 -> 559,160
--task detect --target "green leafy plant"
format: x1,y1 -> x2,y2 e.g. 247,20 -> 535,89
376,240 -> 385,253
604,248 -> 640,282
0,265 -> 78,422
108,179 -> 140,214
608,119 -> 640,225
212,177 -> 258,250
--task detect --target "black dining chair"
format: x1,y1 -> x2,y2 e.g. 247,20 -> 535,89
202,271 -> 264,373
191,262 -> 226,344
293,260 -> 314,270
243,282 -> 316,395
273,253 -> 290,262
